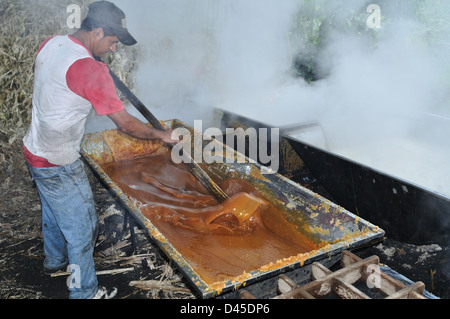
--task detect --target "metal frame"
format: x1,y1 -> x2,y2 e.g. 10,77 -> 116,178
240,251 -> 433,299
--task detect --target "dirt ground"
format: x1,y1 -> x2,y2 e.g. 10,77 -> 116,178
0,163 -> 196,300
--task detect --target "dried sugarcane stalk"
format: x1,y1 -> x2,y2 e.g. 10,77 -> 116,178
51,267 -> 134,278
129,280 -> 191,293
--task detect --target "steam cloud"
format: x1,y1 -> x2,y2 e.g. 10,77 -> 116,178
104,0 -> 450,198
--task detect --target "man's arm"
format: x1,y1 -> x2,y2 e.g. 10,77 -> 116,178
65,58 -> 178,144
108,109 -> 178,144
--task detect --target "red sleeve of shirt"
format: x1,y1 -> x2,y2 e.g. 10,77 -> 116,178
66,58 -> 125,116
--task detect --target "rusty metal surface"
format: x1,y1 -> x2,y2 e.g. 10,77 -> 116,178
80,120 -> 385,299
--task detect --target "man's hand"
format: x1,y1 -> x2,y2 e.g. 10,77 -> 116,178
154,129 -> 180,145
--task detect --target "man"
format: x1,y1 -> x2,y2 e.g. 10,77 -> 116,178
22,1 -> 178,299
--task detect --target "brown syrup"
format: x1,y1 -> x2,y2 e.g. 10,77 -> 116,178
101,151 -> 322,284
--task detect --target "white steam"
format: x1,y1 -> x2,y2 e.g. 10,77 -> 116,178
105,0 -> 450,198
110,0 -> 299,125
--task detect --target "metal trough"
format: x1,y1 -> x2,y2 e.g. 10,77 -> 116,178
81,119 -> 384,299
218,109 -> 450,246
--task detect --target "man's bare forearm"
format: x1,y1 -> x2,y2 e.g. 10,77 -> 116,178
108,109 -> 178,144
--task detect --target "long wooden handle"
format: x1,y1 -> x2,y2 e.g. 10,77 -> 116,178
107,67 -> 229,203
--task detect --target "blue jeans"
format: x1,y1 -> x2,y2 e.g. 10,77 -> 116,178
27,159 -> 99,299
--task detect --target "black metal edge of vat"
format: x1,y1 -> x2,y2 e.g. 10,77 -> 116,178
80,121 -> 385,299
218,109 -> 450,246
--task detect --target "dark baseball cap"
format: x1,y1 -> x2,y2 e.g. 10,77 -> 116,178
86,1 -> 137,46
